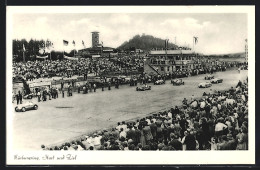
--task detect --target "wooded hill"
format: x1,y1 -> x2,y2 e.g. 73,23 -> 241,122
117,34 -> 178,51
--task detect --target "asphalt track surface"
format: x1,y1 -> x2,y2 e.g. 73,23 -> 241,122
12,69 -> 248,150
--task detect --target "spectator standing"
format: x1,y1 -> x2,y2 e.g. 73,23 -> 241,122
18,91 -> 23,104
15,91 -> 20,105
93,83 -> 96,92
37,90 -> 41,102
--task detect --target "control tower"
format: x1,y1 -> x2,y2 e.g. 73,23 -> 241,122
91,31 -> 99,48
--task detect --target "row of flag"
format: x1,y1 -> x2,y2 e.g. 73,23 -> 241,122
22,39 -> 87,52
164,36 -> 198,49
63,40 -> 86,48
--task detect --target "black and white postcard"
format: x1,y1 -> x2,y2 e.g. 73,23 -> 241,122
6,6 -> 255,165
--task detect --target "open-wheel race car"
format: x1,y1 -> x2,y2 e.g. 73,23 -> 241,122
136,85 -> 151,91
210,78 -> 223,84
204,74 -> 214,80
154,79 -> 165,85
198,82 -> 212,88
15,101 -> 38,112
171,79 -> 185,86
23,93 -> 33,99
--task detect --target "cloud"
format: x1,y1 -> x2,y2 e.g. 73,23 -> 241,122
35,17 -> 48,25
12,13 -> 247,54
109,14 -> 132,25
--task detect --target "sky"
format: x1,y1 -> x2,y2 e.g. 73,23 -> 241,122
12,13 -> 248,55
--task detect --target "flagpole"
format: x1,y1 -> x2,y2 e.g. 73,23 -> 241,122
73,41 -> 76,58
63,46 -> 64,60
193,37 -> 194,53
49,41 -> 52,60
23,51 -> 25,62
165,39 -> 168,62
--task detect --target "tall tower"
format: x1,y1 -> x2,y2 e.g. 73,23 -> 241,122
245,39 -> 248,63
91,31 -> 99,48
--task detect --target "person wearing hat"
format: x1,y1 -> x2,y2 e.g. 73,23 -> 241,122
143,121 -> 153,145
108,81 -> 111,90
119,128 -> 127,139
15,91 -> 20,105
93,83 -> 96,92
149,120 -> 157,140
183,130 -> 196,150
215,118 -> 228,139
77,83 -> 81,93
121,121 -> 127,131
126,125 -> 136,144
236,126 -> 248,150
226,134 -> 237,150
111,128 -> 119,139
208,137 -> 217,150
93,133 -> 102,150
217,135 -> 229,150
169,133 -> 182,150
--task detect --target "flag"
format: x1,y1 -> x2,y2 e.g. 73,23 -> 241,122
72,40 -> 75,46
165,39 -> 169,49
82,40 -> 86,48
23,44 -> 25,52
46,40 -> 53,53
46,39 -> 52,48
194,37 -> 198,45
63,40 -> 69,46
38,41 -> 45,50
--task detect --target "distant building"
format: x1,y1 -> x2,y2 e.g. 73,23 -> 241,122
78,31 -> 115,58
135,49 -> 144,54
91,31 -> 99,48
78,46 -> 115,58
144,49 -> 198,75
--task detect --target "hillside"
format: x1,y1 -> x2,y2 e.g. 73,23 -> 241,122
208,52 -> 245,58
117,34 -> 178,51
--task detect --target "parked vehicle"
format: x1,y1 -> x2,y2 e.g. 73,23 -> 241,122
198,82 -> 212,88
15,101 -> 38,112
171,79 -> 185,86
205,74 -> 214,80
23,93 -> 33,99
210,78 -> 223,84
136,85 -> 151,91
154,79 -> 165,85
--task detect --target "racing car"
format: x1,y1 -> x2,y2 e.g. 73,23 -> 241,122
154,79 -> 165,85
210,78 -> 223,84
23,93 -> 33,99
198,82 -> 212,88
136,85 -> 151,91
204,74 -> 214,80
171,79 -> 184,86
15,101 -> 38,112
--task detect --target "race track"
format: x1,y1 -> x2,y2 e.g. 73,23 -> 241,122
12,69 -> 248,150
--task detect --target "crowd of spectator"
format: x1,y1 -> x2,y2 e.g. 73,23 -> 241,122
42,78 -> 248,151
12,55 -> 145,81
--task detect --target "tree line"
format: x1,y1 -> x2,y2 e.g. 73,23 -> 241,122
12,39 -> 77,62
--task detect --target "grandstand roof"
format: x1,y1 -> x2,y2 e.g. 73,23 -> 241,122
150,50 -> 195,55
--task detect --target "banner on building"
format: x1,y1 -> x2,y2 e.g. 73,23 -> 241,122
36,55 -> 48,59
64,55 -> 78,60
92,55 -> 101,58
